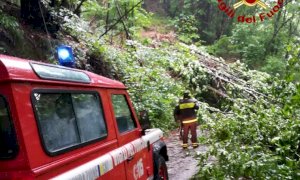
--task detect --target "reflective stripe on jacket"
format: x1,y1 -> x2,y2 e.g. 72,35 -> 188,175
175,98 -> 199,121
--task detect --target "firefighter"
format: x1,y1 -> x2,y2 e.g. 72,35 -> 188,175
174,91 -> 199,149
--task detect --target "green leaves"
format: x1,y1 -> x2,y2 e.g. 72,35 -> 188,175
197,74 -> 300,178
174,15 -> 200,44
192,44 -> 300,178
0,10 -> 24,44
100,41 -> 199,130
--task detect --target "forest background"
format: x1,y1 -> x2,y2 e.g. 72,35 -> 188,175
0,0 -> 300,178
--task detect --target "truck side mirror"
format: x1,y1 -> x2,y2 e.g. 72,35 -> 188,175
138,110 -> 151,134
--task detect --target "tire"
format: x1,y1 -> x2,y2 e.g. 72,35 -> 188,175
155,155 -> 169,180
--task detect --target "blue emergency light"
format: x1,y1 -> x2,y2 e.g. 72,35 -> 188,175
57,45 -> 75,68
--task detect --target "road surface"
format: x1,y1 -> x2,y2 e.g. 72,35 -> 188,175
165,128 -> 208,180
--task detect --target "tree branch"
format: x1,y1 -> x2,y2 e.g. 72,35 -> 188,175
116,2 -> 131,39
74,0 -> 87,16
99,0 -> 144,39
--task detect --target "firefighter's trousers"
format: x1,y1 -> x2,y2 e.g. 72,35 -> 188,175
182,120 -> 198,148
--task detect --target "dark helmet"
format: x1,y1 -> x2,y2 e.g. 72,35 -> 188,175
183,90 -> 191,99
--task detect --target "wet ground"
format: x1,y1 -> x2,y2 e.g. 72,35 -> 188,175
165,128 -> 208,180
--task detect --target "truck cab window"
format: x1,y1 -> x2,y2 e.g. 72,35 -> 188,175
32,92 -> 107,155
0,96 -> 18,159
112,95 -> 136,133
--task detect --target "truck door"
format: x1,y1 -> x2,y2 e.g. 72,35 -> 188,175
110,91 -> 153,180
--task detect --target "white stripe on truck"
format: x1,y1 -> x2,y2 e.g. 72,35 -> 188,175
52,129 -> 163,180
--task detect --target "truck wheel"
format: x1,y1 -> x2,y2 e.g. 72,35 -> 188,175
157,156 -> 168,180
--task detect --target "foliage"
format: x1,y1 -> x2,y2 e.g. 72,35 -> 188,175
81,0 -> 107,26
81,0 -> 151,38
261,55 -> 286,77
174,14 -> 200,44
158,0 -> 300,72
0,10 -> 24,45
222,23 -> 270,68
100,41 -> 204,130
207,35 -> 238,58
195,43 -> 300,179
198,99 -> 300,178
285,41 -> 300,82
209,17 -> 299,72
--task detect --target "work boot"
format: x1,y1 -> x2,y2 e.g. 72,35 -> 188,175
182,144 -> 188,149
192,143 -> 199,148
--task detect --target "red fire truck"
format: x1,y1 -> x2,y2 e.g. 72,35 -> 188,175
0,55 -> 168,179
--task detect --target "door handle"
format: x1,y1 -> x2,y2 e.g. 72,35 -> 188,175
127,155 -> 134,161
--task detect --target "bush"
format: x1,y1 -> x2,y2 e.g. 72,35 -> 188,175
174,14 -> 200,44
196,48 -> 300,179
207,36 -> 238,58
261,56 -> 286,77
0,10 -> 24,45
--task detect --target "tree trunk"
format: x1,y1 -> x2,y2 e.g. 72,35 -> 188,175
116,3 -> 131,39
178,0 -> 184,12
74,0 -> 87,16
105,2 -> 110,32
162,0 -> 170,15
